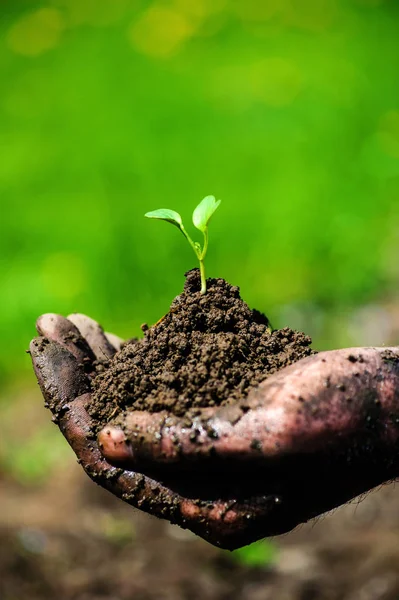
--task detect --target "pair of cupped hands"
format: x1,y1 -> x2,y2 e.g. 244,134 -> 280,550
30,312 -> 399,550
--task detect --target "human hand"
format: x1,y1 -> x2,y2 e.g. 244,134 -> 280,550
31,314 -> 399,549
100,342 -> 399,544
31,313 -> 301,550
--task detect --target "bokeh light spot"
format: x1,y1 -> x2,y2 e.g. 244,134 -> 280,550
128,6 -> 195,58
41,252 -> 86,300
250,58 -> 303,106
7,8 -> 64,57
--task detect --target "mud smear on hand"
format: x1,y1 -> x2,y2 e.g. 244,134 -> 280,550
90,270 -> 314,428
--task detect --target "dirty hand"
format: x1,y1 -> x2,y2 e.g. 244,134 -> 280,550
31,313 -> 399,550
100,343 -> 399,543
31,313 -> 294,550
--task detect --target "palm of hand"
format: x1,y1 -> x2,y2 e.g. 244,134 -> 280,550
30,313 -> 399,550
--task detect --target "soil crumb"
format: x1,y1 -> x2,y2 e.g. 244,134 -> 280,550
90,270 -> 314,425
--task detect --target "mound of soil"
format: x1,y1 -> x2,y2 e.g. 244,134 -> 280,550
90,270 -> 314,427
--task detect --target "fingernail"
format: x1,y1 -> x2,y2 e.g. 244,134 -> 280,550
98,426 -> 134,464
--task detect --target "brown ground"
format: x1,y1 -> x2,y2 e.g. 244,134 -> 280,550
3,452 -> 399,600
91,270 -> 313,426
3,387 -> 399,599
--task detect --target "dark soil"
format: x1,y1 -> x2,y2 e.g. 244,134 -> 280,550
90,269 -> 313,428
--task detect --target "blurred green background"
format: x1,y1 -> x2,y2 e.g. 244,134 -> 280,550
2,0 -> 399,388
2,0 -> 399,582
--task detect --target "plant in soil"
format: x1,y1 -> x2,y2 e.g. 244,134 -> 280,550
145,195 -> 221,294
90,198 -> 314,429
90,269 -> 314,431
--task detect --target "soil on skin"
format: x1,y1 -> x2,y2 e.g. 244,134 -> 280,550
90,269 -> 313,427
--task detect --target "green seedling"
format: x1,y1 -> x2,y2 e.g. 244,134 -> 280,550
145,195 -> 221,294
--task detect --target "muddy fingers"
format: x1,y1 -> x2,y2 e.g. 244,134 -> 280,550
67,313 -> 117,360
31,314 -> 290,549
30,337 -> 90,418
31,310 -> 399,548
36,313 -> 95,364
99,347 -> 399,471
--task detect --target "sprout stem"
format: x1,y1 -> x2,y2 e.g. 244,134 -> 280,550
199,229 -> 208,294
180,225 -> 208,293
145,197 -> 221,296
199,259 -> 206,294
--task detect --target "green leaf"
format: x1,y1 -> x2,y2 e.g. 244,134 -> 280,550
145,209 -> 183,229
192,195 -> 221,232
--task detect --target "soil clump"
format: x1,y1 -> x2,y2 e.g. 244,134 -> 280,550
90,270 -> 314,427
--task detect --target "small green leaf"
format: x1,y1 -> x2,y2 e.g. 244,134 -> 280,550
145,209 -> 183,229
192,195 -> 221,232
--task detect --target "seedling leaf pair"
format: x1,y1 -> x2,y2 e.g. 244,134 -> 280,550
145,196 -> 220,233
144,195 -> 221,294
